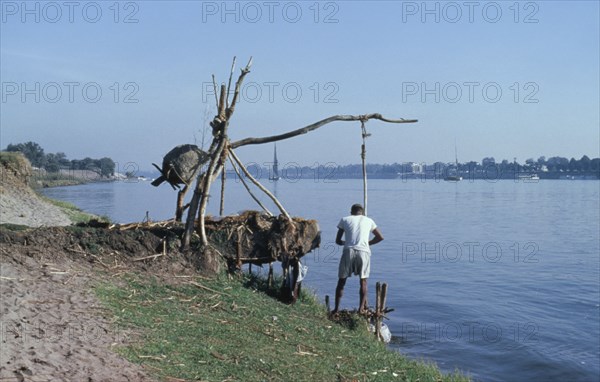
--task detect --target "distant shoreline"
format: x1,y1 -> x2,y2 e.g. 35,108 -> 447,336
30,168 -> 126,189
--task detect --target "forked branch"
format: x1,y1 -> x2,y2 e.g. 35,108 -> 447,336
230,113 -> 418,149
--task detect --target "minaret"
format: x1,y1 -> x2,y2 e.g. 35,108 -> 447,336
272,143 -> 280,181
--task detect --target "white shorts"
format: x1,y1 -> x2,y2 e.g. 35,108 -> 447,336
338,248 -> 371,279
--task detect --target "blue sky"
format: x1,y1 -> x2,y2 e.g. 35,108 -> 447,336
1,1 -> 599,171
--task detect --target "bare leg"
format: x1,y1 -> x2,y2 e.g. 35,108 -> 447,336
333,278 -> 346,313
359,278 -> 368,313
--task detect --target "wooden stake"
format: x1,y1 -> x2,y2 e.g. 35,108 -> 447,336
268,262 -> 274,288
325,295 -> 331,314
236,229 -> 242,269
375,282 -> 381,341
380,283 -> 388,315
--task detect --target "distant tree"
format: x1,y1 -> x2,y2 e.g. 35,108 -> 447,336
590,158 -> 600,173
98,157 -> 115,177
81,157 -> 95,170
5,141 -> 45,167
44,153 -> 61,172
56,152 -> 70,167
44,162 -> 60,173
548,156 -> 569,172
466,161 -> 478,174
580,155 -> 591,172
482,157 -> 495,166
569,157 -> 580,172
525,158 -> 535,169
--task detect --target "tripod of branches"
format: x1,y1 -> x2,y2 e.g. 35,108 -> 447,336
180,57 -> 418,253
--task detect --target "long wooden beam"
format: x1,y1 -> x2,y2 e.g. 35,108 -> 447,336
230,113 -> 417,149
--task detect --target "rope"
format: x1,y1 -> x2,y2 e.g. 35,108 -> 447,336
360,118 -> 371,216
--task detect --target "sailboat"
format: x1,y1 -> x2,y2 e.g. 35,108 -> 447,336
269,143 -> 280,181
444,143 -> 463,182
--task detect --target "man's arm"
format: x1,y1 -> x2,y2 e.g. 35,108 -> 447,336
369,228 -> 384,246
335,228 -> 345,246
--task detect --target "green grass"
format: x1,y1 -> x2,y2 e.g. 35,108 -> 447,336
95,273 -> 469,382
29,172 -> 88,188
0,223 -> 30,231
39,195 -> 109,225
0,151 -> 28,168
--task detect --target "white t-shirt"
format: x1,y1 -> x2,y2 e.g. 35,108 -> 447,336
337,215 -> 377,253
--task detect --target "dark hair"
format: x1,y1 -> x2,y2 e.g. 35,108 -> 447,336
351,204 -> 364,215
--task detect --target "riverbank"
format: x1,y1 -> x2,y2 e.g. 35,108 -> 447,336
29,168 -> 117,188
0,152 -> 102,226
0,152 -> 469,381
0,224 -> 469,382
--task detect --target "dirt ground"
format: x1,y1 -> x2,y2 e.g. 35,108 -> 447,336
0,226 -> 196,382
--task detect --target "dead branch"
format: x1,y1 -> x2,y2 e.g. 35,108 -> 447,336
226,57 -> 252,119
229,149 -> 291,221
228,154 -> 273,216
196,139 -> 227,244
132,253 -> 164,262
230,113 -> 418,149
211,74 -> 219,109
225,56 -> 236,109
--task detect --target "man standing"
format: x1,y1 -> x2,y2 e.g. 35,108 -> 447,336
333,204 -> 384,314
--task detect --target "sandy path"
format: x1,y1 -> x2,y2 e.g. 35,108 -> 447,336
0,252 -> 154,382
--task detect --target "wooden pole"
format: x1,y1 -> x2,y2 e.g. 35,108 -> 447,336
230,113 -> 417,149
219,164 -> 226,216
175,185 -> 189,222
228,154 -> 273,216
229,149 -> 292,221
380,283 -> 388,315
236,229 -> 242,270
361,142 -> 368,216
361,120 -> 369,215
375,282 -> 381,341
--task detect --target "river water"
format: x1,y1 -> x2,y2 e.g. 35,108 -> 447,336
41,178 -> 600,382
